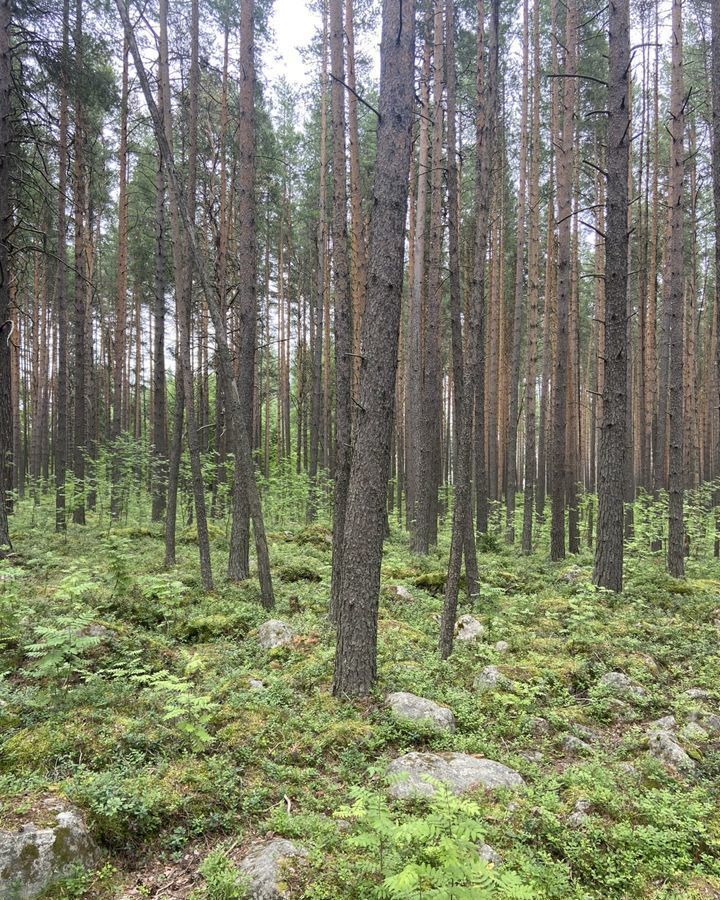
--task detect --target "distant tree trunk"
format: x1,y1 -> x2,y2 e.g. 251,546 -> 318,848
111,38 -> 129,520
72,0 -> 87,526
413,0 -> 444,554
308,3 -> 328,524
0,0 -> 11,551
332,0 -> 415,697
53,0 -> 70,531
346,0 -> 366,401
667,0 -> 685,577
550,0 -> 576,560
473,0 -> 499,536
521,0 -> 541,554
406,24 -> 431,538
151,76 -> 167,523
593,0 -> 629,592
229,0 -> 257,582
329,0 -> 353,621
505,0 -> 529,544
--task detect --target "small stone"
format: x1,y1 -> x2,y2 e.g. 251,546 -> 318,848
562,565 -> 584,583
494,640 -> 510,653
477,843 -> 502,867
648,730 -> 696,773
473,665 -> 509,693
248,678 -> 265,691
617,762 -> 639,778
386,692 -> 456,732
237,839 -> 307,900
567,799 -> 592,826
455,615 -> 485,643
519,750 -> 543,763
684,688 -> 712,701
387,752 -> 525,800
387,585 -> 414,602
561,734 -> 592,755
679,722 -> 709,742
0,798 -> 98,899
529,716 -> 551,737
257,620 -> 294,650
597,671 -> 646,700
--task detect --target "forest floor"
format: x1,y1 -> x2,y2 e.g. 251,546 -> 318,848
2,502 -> 720,898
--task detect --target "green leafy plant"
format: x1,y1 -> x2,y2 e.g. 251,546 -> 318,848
133,669 -> 216,751
193,848 -> 248,900
24,611 -> 104,684
336,785 -> 535,898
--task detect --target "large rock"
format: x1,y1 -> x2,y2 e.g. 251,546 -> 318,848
257,620 -> 294,650
455,615 -> 485,643
648,731 -> 696,773
238,839 -> 307,900
0,798 -> 98,899
597,671 -> 645,701
386,692 -> 456,732
387,752 -> 524,799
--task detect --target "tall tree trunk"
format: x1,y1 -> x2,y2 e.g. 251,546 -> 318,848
328,0 -> 353,621
54,0 -> 70,532
712,0 -> 720,515
72,0 -> 87,526
151,75 -> 167,522
505,0 -> 529,543
406,23 -> 431,538
0,0 -> 11,551
667,0 -> 685,577
550,0 -> 576,560
593,0 -> 629,592
229,0 -> 258,582
521,0 -> 541,554
111,38 -> 129,520
332,0 -> 415,697
414,0 -> 444,554
308,2 -> 328,523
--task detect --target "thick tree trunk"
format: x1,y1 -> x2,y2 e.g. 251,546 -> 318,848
332,0 -> 415,697
667,0 -> 685,577
593,0 -> 629,592
328,0 -> 353,621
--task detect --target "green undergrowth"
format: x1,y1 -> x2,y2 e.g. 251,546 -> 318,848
2,498 -> 720,898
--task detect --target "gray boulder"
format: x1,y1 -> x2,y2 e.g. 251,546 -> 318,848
455,615 -> 485,643
473,665 -> 509,693
689,711 -> 720,735
648,730 -> 696,773
529,716 -> 551,737
386,692 -> 456,732
257,620 -> 294,650
561,735 -> 592,756
387,751 -> 524,800
238,839 -> 307,900
494,640 -> 510,653
477,843 -> 503,867
684,688 -> 712,701
567,799 -> 592,827
679,722 -> 709,742
387,585 -> 414,602
0,799 -> 98,899
647,715 -> 676,733
597,671 -> 646,700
